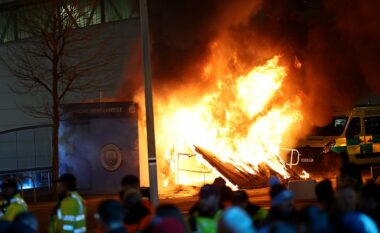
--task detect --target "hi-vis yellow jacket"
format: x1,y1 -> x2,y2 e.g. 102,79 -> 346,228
49,191 -> 86,233
0,193 -> 28,221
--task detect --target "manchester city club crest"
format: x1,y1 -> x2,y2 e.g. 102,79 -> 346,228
100,144 -> 122,171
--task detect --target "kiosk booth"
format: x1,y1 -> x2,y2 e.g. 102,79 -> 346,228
59,102 -> 139,195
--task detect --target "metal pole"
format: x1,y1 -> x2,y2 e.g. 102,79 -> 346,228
139,0 -> 159,206
177,153 -> 180,185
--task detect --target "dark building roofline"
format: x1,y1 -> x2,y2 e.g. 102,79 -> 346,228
0,0 -> 43,12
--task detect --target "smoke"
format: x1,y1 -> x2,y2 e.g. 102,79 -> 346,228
119,40 -> 143,100
295,0 -> 380,125
118,0 -> 262,100
148,0 -> 261,83
327,0 -> 380,92
119,0 -> 380,125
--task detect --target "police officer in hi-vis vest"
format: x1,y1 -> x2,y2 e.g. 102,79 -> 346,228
49,173 -> 86,233
188,184 -> 223,233
0,178 -> 28,221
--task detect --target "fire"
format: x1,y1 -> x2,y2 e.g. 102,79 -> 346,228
300,170 -> 310,180
135,55 -> 304,193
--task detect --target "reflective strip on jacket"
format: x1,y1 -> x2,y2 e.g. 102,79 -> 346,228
49,191 -> 86,233
0,193 -> 28,221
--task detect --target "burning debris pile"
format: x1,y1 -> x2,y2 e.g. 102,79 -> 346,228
194,146 -> 301,189
119,0 -> 380,193
134,56 -> 307,191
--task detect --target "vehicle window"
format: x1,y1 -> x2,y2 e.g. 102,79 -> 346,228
310,116 -> 348,136
346,117 -> 361,138
364,117 -> 380,135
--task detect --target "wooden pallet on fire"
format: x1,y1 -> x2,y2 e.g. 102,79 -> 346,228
194,145 -> 300,189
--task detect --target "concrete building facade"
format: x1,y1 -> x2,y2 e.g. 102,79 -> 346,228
0,0 -> 144,186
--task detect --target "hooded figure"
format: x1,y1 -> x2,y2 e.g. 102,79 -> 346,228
218,207 -> 256,233
95,200 -> 126,233
231,190 -> 267,227
261,176 -> 295,228
151,217 -> 186,233
7,212 -> 38,233
188,184 -> 222,233
336,212 -> 379,233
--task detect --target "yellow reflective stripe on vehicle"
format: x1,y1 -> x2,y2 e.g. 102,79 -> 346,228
335,137 -> 347,147
347,145 -> 360,154
63,224 -> 74,231
74,227 -> 86,233
373,143 -> 380,152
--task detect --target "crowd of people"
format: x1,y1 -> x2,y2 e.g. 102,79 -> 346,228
0,162 -> 379,233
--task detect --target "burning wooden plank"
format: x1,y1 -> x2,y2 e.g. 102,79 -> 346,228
194,146 -> 301,188
194,146 -> 269,188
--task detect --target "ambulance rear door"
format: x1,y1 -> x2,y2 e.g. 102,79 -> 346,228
362,116 -> 380,165
345,117 -> 364,164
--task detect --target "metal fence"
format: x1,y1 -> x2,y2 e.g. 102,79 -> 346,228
0,124 -> 53,201
0,124 -> 52,171
176,152 -> 214,186
0,167 -> 52,202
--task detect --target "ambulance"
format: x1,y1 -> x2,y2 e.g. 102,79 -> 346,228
296,105 -> 380,173
329,105 -> 380,165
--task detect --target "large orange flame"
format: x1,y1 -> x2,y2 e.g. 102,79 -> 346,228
135,54 -> 304,194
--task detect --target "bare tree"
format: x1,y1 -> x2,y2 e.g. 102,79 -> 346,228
1,0 -> 112,181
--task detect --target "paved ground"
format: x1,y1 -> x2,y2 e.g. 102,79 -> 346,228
28,187 -> 315,233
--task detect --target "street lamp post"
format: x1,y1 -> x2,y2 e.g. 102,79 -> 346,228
139,0 -> 159,206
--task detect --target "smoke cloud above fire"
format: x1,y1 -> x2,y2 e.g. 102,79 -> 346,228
119,0 -> 380,127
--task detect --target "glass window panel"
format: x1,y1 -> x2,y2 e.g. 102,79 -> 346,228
104,0 -> 139,23
364,117 -> 380,135
0,9 -> 16,42
311,116 -> 348,136
76,0 -> 102,27
346,117 -> 361,138
16,4 -> 38,40
0,0 -> 137,43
